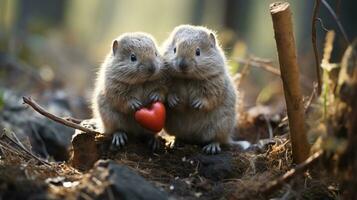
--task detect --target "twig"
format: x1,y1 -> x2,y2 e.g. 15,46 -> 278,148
22,97 -> 101,135
278,83 -> 318,136
304,83 -> 318,111
63,116 -> 83,124
249,56 -> 273,64
235,58 -> 251,88
0,130 -> 51,166
270,2 -> 310,163
321,0 -> 349,45
261,150 -> 323,195
8,130 -> 27,150
312,0 -> 322,95
237,57 -> 313,90
316,18 -> 329,32
236,58 -> 281,76
263,114 -> 274,139
0,135 -> 28,157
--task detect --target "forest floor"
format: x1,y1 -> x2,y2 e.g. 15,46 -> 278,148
0,91 -> 339,199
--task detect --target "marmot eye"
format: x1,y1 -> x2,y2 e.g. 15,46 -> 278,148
155,52 -> 158,56
173,47 -> 176,54
130,54 -> 137,62
195,48 -> 200,56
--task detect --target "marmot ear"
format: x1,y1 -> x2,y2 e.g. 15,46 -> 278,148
112,40 -> 119,55
209,33 -> 216,48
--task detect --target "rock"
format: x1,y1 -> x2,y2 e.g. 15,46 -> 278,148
192,152 -> 233,181
82,160 -> 168,200
27,117 -> 73,161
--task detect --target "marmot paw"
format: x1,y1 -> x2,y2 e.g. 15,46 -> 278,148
202,142 -> 221,154
110,131 -> 128,151
148,137 -> 161,151
191,98 -> 204,110
167,94 -> 180,108
149,92 -> 163,103
128,98 -> 143,111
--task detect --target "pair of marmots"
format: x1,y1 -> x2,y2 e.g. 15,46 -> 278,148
92,25 -> 238,154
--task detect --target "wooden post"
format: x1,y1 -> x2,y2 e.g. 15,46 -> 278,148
270,2 -> 310,163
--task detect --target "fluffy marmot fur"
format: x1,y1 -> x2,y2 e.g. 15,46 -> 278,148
92,32 -> 166,151
162,25 -> 237,154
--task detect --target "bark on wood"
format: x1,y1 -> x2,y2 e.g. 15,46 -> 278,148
270,2 -> 310,163
71,131 -> 99,171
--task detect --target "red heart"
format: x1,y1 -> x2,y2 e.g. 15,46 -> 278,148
134,102 -> 166,133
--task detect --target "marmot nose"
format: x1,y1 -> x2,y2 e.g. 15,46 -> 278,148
147,64 -> 156,74
178,59 -> 188,71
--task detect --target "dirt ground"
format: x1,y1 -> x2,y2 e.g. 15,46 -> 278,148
0,125 -> 339,200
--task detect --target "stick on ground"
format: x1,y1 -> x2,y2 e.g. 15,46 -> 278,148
270,2 -> 310,163
22,96 -> 101,135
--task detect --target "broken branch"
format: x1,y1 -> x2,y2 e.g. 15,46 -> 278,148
270,2 -> 310,163
22,96 -> 101,135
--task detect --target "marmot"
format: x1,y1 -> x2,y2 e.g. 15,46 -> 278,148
162,25 -> 238,154
92,32 -> 166,151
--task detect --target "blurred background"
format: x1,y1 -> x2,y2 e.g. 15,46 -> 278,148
0,0 -> 355,118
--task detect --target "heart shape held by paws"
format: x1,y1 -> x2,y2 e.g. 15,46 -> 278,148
134,101 -> 166,133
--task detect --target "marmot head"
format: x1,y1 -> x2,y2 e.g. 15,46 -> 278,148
163,25 -> 226,79
105,32 -> 163,84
